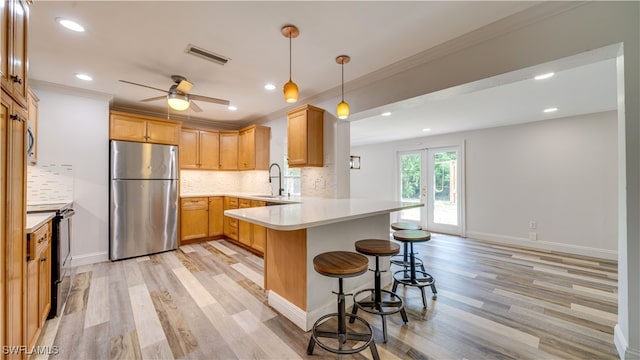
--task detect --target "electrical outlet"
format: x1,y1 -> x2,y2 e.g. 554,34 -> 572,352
529,231 -> 537,241
529,220 -> 537,229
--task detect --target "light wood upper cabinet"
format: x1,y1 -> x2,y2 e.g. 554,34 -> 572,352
287,104 -> 324,167
219,131 -> 238,170
1,0 -> 29,108
239,125 -> 270,170
109,111 -> 181,145
180,128 -> 220,170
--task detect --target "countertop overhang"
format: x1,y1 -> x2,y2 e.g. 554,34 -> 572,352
223,198 -> 423,231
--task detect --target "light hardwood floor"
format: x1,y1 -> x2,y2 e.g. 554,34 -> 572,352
32,233 -> 618,359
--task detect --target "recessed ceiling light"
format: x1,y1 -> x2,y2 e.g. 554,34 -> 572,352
264,83 -> 276,91
56,18 -> 85,32
75,73 -> 92,81
534,72 -> 554,80
422,128 -> 431,132
228,105 -> 238,111
543,107 -> 558,113
381,112 -> 391,116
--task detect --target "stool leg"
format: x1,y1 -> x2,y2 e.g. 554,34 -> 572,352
402,242 -> 409,277
420,286 -> 427,309
409,243 -> 417,284
338,278 -> 346,338
374,256 -> 382,310
369,339 -> 381,360
306,335 -> 316,355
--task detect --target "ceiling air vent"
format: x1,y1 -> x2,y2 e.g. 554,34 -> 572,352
185,44 -> 230,65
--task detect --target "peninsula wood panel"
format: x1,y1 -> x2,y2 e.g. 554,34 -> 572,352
265,229 -> 307,310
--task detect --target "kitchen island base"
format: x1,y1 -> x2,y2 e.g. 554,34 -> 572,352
265,214 -> 393,331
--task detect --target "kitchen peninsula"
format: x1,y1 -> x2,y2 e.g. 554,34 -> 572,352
224,197 -> 421,330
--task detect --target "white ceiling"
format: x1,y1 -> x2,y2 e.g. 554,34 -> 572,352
28,1 -> 617,146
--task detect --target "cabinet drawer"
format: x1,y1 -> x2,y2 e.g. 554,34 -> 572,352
228,218 -> 238,228
28,221 -> 51,260
239,198 -> 252,208
181,197 -> 208,210
225,197 -> 239,209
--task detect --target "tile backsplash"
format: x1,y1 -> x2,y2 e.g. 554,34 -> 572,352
180,170 -> 271,195
27,164 -> 74,204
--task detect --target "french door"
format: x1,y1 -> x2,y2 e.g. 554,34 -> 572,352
398,146 -> 463,235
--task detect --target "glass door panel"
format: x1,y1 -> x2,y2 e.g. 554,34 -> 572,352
398,151 -> 426,223
427,147 -> 462,234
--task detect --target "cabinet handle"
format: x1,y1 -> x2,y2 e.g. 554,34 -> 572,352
9,114 -> 23,122
41,257 -> 47,262
10,75 -> 23,84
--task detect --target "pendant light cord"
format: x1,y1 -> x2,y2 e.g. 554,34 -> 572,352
289,34 -> 292,81
341,62 -> 345,101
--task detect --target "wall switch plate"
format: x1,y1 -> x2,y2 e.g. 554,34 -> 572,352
529,221 -> 537,229
529,231 -> 537,241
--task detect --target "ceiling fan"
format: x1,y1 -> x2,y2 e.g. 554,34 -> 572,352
119,75 -> 230,112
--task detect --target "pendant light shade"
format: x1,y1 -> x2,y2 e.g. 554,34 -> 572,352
336,55 -> 351,120
167,92 -> 190,111
282,25 -> 300,104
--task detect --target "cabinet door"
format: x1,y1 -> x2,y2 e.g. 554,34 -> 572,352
219,131 -> 238,170
250,200 -> 266,253
26,258 -> 39,349
287,110 -> 308,166
199,130 -> 220,170
1,1 -> 11,92
147,119 -> 181,145
39,241 -> 51,325
208,197 -> 223,236
180,198 -> 209,241
238,198 -> 252,246
238,128 -> 255,170
10,0 -> 28,105
4,94 -> 26,352
180,128 -> 199,169
110,114 -> 147,142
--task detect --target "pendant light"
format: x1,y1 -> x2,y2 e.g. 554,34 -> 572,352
281,25 -> 300,103
335,55 -> 350,119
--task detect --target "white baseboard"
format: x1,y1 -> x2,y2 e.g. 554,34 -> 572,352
70,252 -> 108,267
465,231 -> 617,260
268,291 -> 308,331
615,324 -> 640,360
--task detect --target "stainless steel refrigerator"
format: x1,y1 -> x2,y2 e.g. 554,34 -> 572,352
110,140 -> 178,260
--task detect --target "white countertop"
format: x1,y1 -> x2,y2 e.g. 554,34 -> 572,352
26,212 -> 56,233
224,198 -> 423,231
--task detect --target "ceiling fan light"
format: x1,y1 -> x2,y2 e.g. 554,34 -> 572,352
167,93 -> 190,111
337,101 -> 350,119
283,80 -> 299,103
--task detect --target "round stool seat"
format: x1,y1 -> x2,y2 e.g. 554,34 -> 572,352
355,239 -> 400,257
390,222 -> 422,231
393,229 -> 431,242
313,251 -> 368,278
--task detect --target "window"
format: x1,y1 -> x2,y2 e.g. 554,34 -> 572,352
283,155 -> 301,195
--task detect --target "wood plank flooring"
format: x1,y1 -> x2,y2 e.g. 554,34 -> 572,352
32,234 -> 618,359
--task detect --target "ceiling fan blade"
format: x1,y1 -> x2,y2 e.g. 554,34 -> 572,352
189,101 -> 203,112
176,79 -> 193,94
140,95 -> 166,103
119,80 -> 167,93
189,94 -> 230,106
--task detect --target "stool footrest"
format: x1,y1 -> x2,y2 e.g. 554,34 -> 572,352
308,313 -> 375,356
353,289 -> 404,316
392,269 -> 435,287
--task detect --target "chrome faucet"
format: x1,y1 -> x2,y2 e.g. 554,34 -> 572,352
269,163 -> 284,196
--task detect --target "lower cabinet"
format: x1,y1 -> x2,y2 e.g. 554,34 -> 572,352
180,196 -> 266,255
26,220 -> 52,349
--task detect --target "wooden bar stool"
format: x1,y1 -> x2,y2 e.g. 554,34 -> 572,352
350,239 -> 408,343
391,230 -> 437,308
307,251 -> 380,360
390,222 -> 426,273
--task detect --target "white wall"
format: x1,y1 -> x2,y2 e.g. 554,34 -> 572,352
352,111 -> 618,258
31,82 -> 112,266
